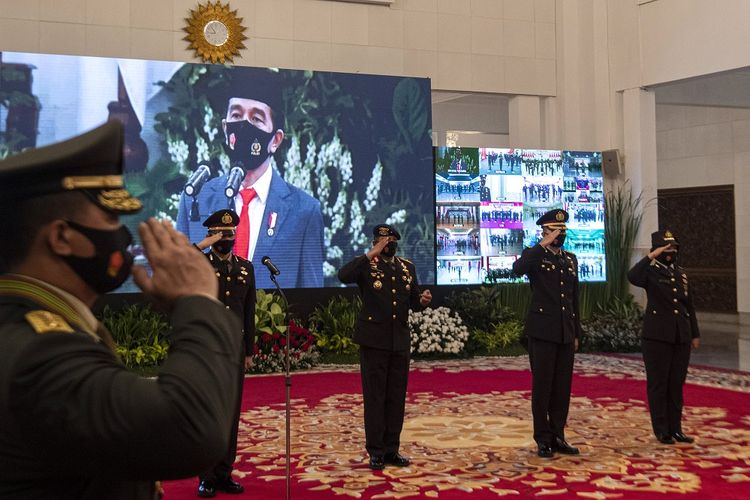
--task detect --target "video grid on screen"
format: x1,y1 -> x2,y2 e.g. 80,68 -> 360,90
435,147 -> 606,285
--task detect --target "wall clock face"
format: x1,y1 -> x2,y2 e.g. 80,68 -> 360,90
184,1 -> 247,64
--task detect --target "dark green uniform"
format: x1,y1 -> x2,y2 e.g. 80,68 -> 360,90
512,244 -> 581,446
0,276 -> 242,500
628,255 -> 699,438
338,254 -> 423,458
201,251 -> 255,483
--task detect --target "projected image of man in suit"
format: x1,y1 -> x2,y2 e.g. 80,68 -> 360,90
176,68 -> 324,289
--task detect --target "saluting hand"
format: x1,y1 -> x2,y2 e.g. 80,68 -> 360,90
647,244 -> 672,260
420,289 -> 432,307
539,229 -> 561,248
366,238 -> 391,260
196,232 -> 222,251
691,338 -> 700,349
132,218 -> 219,304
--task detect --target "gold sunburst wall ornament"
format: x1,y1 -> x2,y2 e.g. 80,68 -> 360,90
183,1 -> 248,64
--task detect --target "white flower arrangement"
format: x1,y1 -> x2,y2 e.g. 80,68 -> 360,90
282,132 -> 384,273
409,306 -> 469,356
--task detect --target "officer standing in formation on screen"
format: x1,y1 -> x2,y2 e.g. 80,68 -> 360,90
628,229 -> 700,445
479,174 -> 491,202
0,122 -> 243,499
512,209 -> 581,458
194,209 -> 256,498
338,224 -> 432,471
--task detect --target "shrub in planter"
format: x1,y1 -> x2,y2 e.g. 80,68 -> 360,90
309,294 -> 362,356
444,287 -> 518,332
581,297 -> 643,353
101,304 -> 171,369
468,320 -> 524,355
409,306 -> 469,357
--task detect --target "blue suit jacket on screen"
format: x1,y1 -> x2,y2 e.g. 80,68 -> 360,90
176,168 -> 324,289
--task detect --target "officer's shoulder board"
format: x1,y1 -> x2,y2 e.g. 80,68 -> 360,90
397,257 -> 414,265
24,310 -> 75,334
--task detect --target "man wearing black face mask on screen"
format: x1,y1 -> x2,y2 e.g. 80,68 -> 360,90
176,68 -> 324,289
628,230 -> 700,445
193,209 -> 256,497
512,209 -> 581,459
338,224 -> 432,471
0,122 -> 243,499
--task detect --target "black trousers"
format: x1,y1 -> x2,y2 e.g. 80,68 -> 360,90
359,346 -> 410,458
642,338 -> 691,437
201,365 -> 245,482
527,337 -> 575,445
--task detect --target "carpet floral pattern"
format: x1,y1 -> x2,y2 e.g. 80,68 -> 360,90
163,355 -> 750,499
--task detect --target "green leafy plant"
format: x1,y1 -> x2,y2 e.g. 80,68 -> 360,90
581,300 -> 643,353
444,286 -> 519,332
467,320 -> 525,356
308,294 -> 362,356
101,304 -> 171,368
251,290 -> 319,373
603,182 -> 646,307
254,289 -> 288,337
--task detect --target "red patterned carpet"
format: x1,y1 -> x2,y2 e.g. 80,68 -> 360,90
163,355 -> 750,499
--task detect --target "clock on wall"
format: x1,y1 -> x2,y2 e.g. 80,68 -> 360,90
183,1 -> 247,64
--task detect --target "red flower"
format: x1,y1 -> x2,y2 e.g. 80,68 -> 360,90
273,345 -> 280,353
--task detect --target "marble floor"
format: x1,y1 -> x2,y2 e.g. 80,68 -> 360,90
625,312 -> 750,372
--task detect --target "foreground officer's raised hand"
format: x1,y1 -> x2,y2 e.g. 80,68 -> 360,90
132,218 -> 219,303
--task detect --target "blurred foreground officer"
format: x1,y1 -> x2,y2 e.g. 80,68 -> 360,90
628,230 -> 700,444
512,209 -> 581,458
338,225 -> 432,470
195,210 -> 256,497
0,122 -> 243,500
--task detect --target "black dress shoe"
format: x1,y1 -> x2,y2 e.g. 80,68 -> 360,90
384,452 -> 410,467
672,432 -> 694,443
656,434 -> 676,444
216,477 -> 244,494
537,443 -> 554,458
552,437 -> 580,455
197,480 -> 216,498
369,456 -> 385,470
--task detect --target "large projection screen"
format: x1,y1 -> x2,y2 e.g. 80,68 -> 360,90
0,52 -> 435,290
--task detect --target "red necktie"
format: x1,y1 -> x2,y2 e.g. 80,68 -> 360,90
234,187 -> 257,259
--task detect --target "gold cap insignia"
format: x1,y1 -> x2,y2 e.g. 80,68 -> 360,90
378,227 -> 390,236
221,212 -> 233,224
664,230 -> 675,240
97,189 -> 143,212
25,311 -> 75,334
555,211 -> 565,221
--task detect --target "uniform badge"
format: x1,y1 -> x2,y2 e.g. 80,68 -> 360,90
25,310 -> 74,334
555,211 -> 565,221
250,138 -> 262,156
373,280 -> 382,290
221,212 -> 233,224
267,211 -> 277,237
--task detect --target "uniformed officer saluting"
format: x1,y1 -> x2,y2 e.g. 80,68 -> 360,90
512,209 -> 581,458
194,209 -> 256,497
338,224 -> 432,471
0,122 -> 243,499
479,174 -> 491,202
628,230 -> 700,445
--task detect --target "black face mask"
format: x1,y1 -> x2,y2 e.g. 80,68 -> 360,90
380,241 -> 398,257
552,233 -> 566,247
62,220 -> 134,294
213,239 -> 235,255
224,120 -> 275,171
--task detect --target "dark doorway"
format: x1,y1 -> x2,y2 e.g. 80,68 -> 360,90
657,185 -> 736,312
